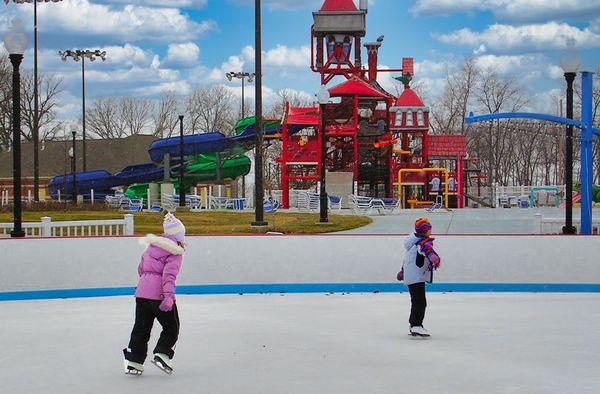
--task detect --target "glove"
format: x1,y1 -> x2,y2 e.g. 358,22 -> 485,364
428,252 -> 441,270
397,269 -> 404,282
159,293 -> 175,312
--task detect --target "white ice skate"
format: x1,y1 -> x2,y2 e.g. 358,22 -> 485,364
151,353 -> 174,374
409,325 -> 430,338
124,359 -> 144,375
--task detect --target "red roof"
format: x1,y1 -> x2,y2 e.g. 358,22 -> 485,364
329,77 -> 390,99
285,107 -> 319,125
320,0 -> 358,11
394,87 -> 425,107
428,135 -> 468,157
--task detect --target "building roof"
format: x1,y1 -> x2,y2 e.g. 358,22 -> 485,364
394,86 -> 425,108
0,134 -> 158,179
428,135 -> 468,157
320,0 -> 358,12
329,77 -> 391,99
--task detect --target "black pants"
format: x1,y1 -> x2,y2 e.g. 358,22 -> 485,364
408,282 -> 427,327
124,297 -> 180,364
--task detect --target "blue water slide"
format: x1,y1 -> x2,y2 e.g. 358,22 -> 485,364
48,170 -> 116,201
148,132 -> 238,164
114,163 -> 165,185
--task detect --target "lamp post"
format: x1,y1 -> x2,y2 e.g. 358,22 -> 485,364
4,18 -> 28,238
559,44 -> 581,235
69,127 -> 77,205
59,49 -> 107,172
227,71 -> 255,200
178,115 -> 186,207
252,0 -> 267,227
317,85 -> 330,223
4,0 -> 65,202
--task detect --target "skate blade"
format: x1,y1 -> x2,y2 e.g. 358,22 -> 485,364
125,367 -> 143,375
408,333 -> 430,339
151,358 -> 173,375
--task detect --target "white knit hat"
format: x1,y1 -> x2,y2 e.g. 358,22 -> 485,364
163,212 -> 186,243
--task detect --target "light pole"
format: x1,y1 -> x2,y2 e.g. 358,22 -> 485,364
178,115 -> 186,207
4,18 -> 28,238
559,45 -> 581,235
252,0 -> 267,227
317,85 -> 330,223
227,71 -> 255,200
69,126 -> 77,205
4,0 -> 64,202
59,49 -> 107,172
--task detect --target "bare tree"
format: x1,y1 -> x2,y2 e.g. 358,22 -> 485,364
186,85 -> 236,136
153,92 -> 180,138
121,97 -> 153,136
86,98 -> 127,139
20,71 -> 64,142
0,54 -> 11,151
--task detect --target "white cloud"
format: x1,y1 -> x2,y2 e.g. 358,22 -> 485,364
264,45 -> 310,68
412,0 -> 600,22
230,0 -> 324,11
165,43 -> 201,68
474,54 -> 545,75
546,65 -> 564,80
435,22 -> 600,53
0,0 -> 217,44
99,0 -> 208,9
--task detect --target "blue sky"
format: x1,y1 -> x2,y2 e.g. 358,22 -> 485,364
1,0 -> 599,119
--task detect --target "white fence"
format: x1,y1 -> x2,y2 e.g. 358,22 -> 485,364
0,214 -> 134,238
533,213 -> 600,235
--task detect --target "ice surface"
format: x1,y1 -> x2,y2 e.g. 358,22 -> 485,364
1,293 -> 599,393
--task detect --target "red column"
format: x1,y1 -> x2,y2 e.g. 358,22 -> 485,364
353,95 -> 359,182
282,123 -> 290,209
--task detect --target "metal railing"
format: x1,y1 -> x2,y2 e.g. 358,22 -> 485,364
533,214 -> 600,235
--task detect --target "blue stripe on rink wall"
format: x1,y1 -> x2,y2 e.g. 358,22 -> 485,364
1,283 -> 600,301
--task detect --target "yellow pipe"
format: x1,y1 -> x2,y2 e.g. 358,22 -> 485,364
393,149 -> 411,155
397,168 -> 450,209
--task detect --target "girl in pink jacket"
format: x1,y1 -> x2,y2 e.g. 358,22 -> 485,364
123,213 -> 185,375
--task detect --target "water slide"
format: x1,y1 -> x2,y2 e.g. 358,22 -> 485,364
48,118 -> 282,201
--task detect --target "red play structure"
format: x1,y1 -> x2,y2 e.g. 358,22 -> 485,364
278,0 -> 470,209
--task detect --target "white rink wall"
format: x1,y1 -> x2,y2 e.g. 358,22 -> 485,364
1,235 -> 600,294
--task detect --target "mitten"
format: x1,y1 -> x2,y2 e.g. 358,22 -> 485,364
428,252 -> 441,270
397,269 -> 404,282
159,293 -> 175,312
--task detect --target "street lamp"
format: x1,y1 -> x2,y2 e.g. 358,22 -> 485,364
4,0 -> 65,202
4,18 -> 28,238
226,71 -> 255,199
59,49 -> 107,172
559,40 -> 581,235
69,125 -> 77,205
251,0 -> 267,227
317,85 -> 330,223
178,115 -> 186,207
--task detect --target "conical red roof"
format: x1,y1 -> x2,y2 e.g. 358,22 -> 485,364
329,77 -> 390,98
320,0 -> 358,12
394,87 -> 425,107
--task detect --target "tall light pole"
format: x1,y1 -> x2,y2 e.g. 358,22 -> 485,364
4,1 -> 64,202
317,85 -> 330,223
178,115 -> 186,207
4,18 -> 28,238
59,49 -> 107,172
69,126 -> 76,205
226,71 -> 255,199
560,43 -> 581,235
252,0 -> 267,227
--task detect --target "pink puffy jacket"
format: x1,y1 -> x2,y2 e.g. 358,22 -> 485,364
135,234 -> 184,300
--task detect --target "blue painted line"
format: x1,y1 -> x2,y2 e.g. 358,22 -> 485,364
1,283 -> 599,301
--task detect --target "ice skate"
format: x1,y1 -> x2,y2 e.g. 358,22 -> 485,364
123,359 -> 144,375
409,325 -> 430,338
151,353 -> 174,374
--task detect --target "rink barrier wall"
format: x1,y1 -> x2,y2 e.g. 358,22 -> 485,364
2,235 -> 600,300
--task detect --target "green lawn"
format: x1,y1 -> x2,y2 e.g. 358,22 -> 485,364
0,210 -> 372,235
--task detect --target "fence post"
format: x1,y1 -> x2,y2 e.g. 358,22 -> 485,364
41,217 -> 52,237
58,190 -> 61,202
533,213 -> 543,234
124,214 -> 135,235
91,189 -> 94,206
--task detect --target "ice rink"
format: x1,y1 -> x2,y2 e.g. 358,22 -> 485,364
2,292 -> 599,394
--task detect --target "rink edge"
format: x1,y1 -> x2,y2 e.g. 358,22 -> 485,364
1,283 -> 600,301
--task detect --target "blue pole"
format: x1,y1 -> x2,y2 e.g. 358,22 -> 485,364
579,72 -> 594,235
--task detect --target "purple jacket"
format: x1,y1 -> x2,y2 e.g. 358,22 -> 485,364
135,234 -> 184,300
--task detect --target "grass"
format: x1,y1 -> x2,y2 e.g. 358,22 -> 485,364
0,210 -> 372,235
